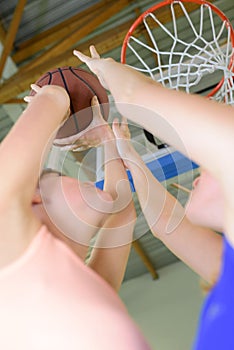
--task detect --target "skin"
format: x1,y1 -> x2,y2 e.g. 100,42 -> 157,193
112,120 -> 222,285
0,85 -> 69,268
70,45 -> 234,285
186,170 -> 224,232
0,84 -> 135,292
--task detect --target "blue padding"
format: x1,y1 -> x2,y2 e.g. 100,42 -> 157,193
95,151 -> 199,192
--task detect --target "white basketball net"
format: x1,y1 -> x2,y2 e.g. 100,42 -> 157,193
124,1 -> 234,105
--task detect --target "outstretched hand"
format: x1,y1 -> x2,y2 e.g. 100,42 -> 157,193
73,46 -> 113,90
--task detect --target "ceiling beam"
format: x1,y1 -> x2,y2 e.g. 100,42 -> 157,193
13,13 -> 94,64
1,0 -> 218,104
0,19 -> 133,104
3,98 -> 25,104
0,0 -> 27,78
12,0 -> 116,64
0,21 -> 6,42
17,0 -> 130,74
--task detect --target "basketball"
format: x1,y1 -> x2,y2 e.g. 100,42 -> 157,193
30,66 -> 109,139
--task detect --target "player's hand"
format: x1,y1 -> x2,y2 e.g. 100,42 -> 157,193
53,95 -> 113,151
24,84 -> 70,120
73,46 -> 113,90
24,84 -> 42,103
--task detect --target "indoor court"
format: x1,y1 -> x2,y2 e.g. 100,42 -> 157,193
0,1 -> 233,349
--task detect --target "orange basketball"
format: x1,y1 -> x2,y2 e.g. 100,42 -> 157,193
31,66 -> 109,139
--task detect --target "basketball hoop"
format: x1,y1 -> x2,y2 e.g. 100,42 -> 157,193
121,0 -> 234,105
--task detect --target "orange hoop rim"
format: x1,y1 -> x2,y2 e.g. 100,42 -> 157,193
121,0 -> 234,97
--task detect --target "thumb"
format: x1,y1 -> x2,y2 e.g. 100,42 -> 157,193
91,95 -> 102,119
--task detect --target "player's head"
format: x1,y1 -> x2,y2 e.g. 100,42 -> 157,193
32,169 -> 113,245
185,169 -> 224,232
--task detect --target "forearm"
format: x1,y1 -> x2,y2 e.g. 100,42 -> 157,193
101,60 -> 234,246
125,148 -> 181,235
98,59 -> 234,185
103,136 -> 129,199
161,224 -> 223,285
87,209 -> 135,291
103,136 -> 134,217
127,152 -> 223,283
0,87 -> 69,203
88,136 -> 135,291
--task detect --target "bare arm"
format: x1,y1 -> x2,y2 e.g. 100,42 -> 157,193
0,85 -> 69,206
0,85 -> 69,268
112,120 -> 223,284
87,114 -> 135,291
73,46 -> 234,179
74,46 -> 234,244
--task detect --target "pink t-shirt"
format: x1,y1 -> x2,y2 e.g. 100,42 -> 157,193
0,225 -> 150,350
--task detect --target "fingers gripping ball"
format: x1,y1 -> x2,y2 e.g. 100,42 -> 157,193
30,66 -> 109,139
